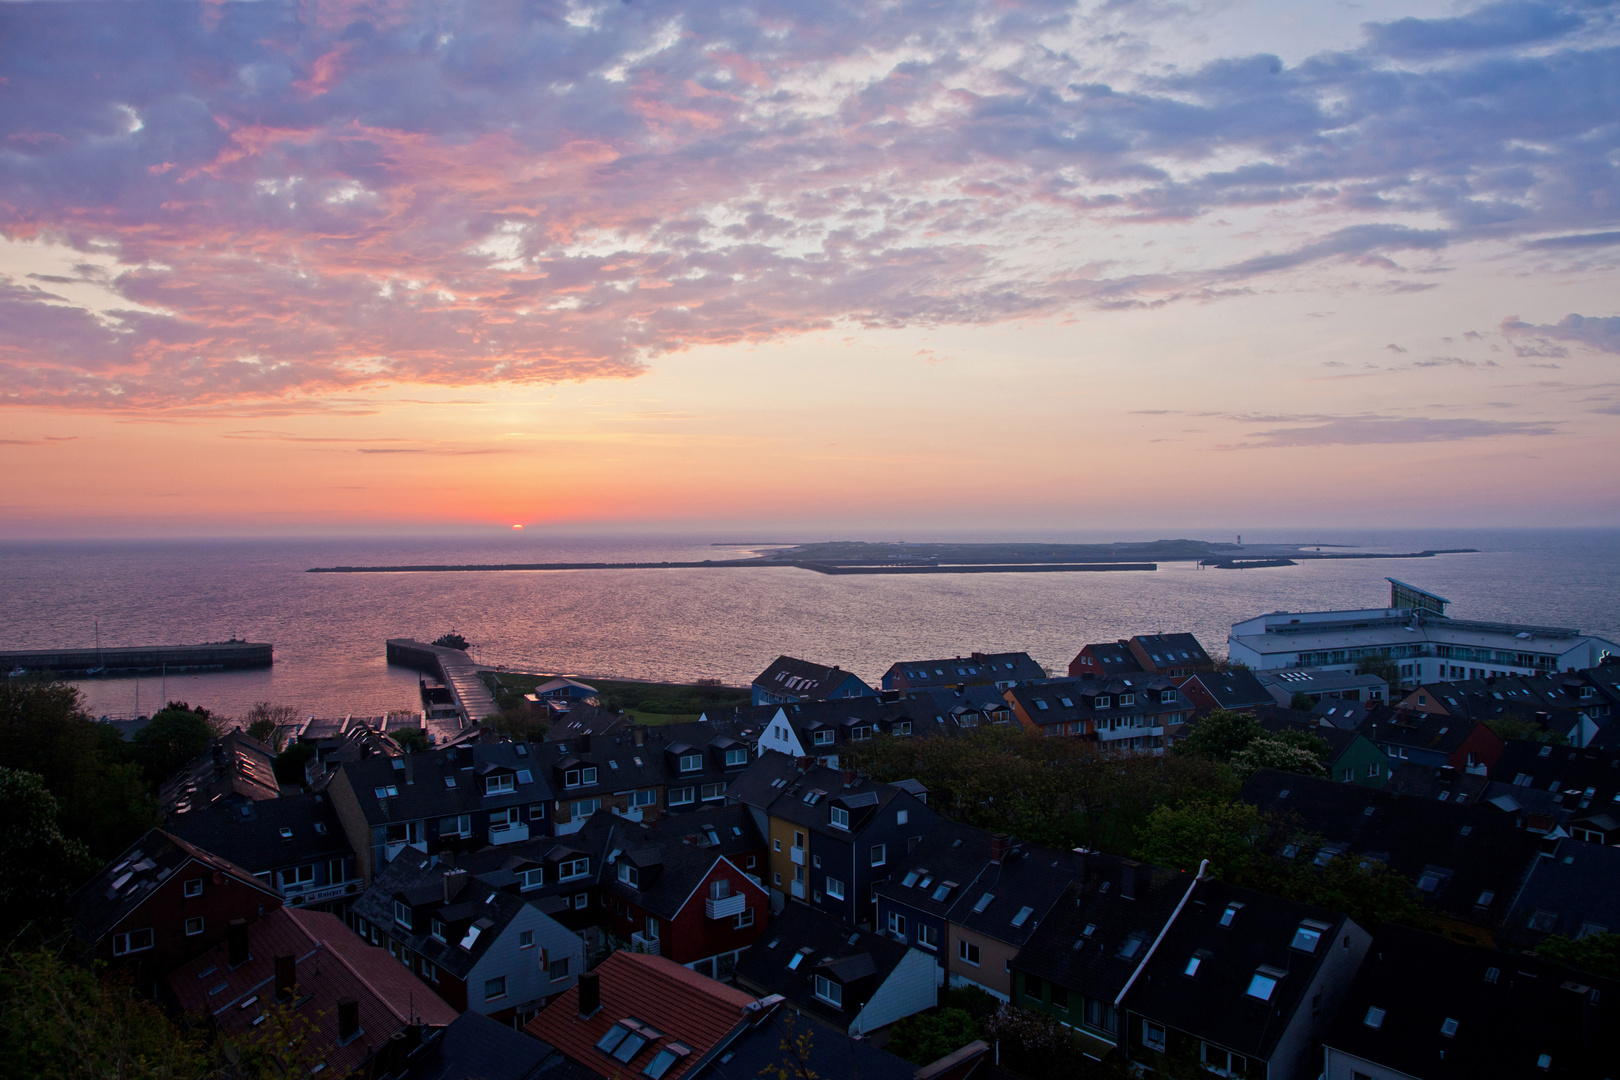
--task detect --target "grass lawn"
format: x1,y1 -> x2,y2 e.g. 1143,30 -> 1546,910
478,670 -> 752,722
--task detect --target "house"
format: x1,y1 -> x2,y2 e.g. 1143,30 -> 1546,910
1068,641 -> 1143,678
726,753 -> 937,924
1322,924 -> 1620,1080
1359,709 -> 1505,774
349,847 -> 583,1025
1180,667 -> 1275,712
540,705 -> 627,742
882,652 -> 1045,692
1010,855 -> 1195,1057
157,729 -> 281,816
1122,879 -> 1371,1080
1005,676 -> 1188,752
1240,769 -> 1541,945
906,686 -> 1021,732
399,1010 -> 590,1080
68,828 -> 282,991
1382,761 -> 1489,803
734,904 -> 937,1037
1490,740 -> 1620,843
752,656 -> 876,706
1255,668 -> 1389,707
595,803 -> 771,980
1399,672 -> 1611,747
535,677 -> 600,702
1125,633 -> 1213,678
1227,578 -> 1620,687
167,791 -> 360,912
748,699 -> 928,768
1504,838 -> 1620,948
873,820 -> 997,990
1251,708 -> 1390,788
525,951 -> 762,1080
695,1006 -> 923,1080
168,905 -> 458,1077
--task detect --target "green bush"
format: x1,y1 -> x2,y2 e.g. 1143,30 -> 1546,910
884,1008 -> 980,1065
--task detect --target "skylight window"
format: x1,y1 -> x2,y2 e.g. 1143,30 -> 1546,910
1011,906 -> 1034,928
1364,1006 -> 1385,1029
972,893 -> 994,913
902,871 -> 920,888
460,925 -> 481,950
1291,922 -> 1327,953
932,883 -> 954,902
444,777 -> 456,788
1440,1017 -> 1458,1038
1246,970 -> 1280,1001
788,947 -> 812,970
1183,955 -> 1202,977
1219,902 -> 1244,927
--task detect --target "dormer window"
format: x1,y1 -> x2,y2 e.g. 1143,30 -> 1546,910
485,773 -> 515,795
830,806 -> 850,830
813,730 -> 835,746
393,900 -> 411,929
1162,689 -> 1177,703
618,862 -> 640,888
725,748 -> 748,767
520,868 -> 544,891
679,753 -> 702,772
558,856 -> 590,881
1119,694 -> 1135,706
564,767 -> 598,789
1096,696 -> 1111,709
430,916 -> 445,942
813,975 -> 844,1008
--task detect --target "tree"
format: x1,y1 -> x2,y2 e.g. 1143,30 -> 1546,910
1133,799 -> 1268,881
242,702 -> 299,747
1486,716 -> 1569,745
1174,710 -> 1263,764
0,768 -> 96,930
758,1010 -> 819,1080
1358,653 -> 1402,692
1537,932 -> 1620,980
432,633 -> 469,651
1229,733 -> 1328,780
885,1008 -> 981,1065
394,728 -> 431,754
1290,691 -> 1315,712
131,705 -> 216,787
272,743 -> 316,786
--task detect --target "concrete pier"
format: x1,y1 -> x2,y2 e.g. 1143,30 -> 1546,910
385,639 -> 498,727
0,640 -> 272,675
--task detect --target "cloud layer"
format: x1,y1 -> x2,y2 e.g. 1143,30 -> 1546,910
2,0 -> 1618,407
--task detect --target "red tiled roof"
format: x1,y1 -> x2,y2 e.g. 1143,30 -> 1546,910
170,907 -> 455,1077
525,951 -> 756,1080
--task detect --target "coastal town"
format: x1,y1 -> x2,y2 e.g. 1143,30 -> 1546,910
6,577 -> 1617,1080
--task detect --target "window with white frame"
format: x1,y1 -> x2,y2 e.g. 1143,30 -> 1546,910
826,877 -> 845,900
184,917 -> 204,936
813,730 -> 834,746
1144,1021 -> 1166,1052
519,930 -> 534,949
830,806 -> 850,830
431,916 -> 445,941
870,843 -> 886,866
619,862 -> 640,888
668,786 -> 695,806
701,783 -> 725,801
558,857 -> 591,880
887,911 -> 906,936
679,753 -> 702,772
282,864 -> 315,887
490,807 -> 517,833
631,788 -> 657,807
112,928 -> 155,956
918,923 -> 939,949
958,939 -> 980,966
183,878 -> 203,898
725,748 -> 748,767
520,868 -> 544,890
572,798 -> 601,820
394,900 -> 412,928
813,975 -> 843,1007
485,976 -> 507,1001
734,907 -> 754,929
439,814 -> 471,837
486,773 -> 515,795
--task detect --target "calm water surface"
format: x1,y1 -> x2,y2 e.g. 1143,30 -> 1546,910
3,529 -> 1615,721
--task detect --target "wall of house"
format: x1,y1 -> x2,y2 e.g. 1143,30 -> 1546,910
767,815 -> 809,905
947,929 -> 1017,999
1451,725 -> 1504,772
1266,919 -> 1373,1080
850,948 -> 937,1035
1321,1048 -> 1415,1080
103,863 -> 279,989
875,896 -> 949,986
465,906 -> 583,1020
325,769 -> 377,883
1332,740 -> 1391,789
662,858 -> 770,966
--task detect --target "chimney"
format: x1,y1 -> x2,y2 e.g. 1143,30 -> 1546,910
990,834 -> 1009,864
227,919 -> 250,968
796,756 -> 813,771
842,769 -> 858,788
577,970 -> 601,1018
1121,862 -> 1137,900
337,999 -> 360,1043
443,868 -> 468,904
274,954 -> 296,1001
633,726 -> 646,747
403,755 -> 415,785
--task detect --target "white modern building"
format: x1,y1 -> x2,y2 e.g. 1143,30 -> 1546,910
1229,579 -> 1618,688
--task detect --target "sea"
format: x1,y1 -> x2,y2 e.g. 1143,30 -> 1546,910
3,528 -> 1616,723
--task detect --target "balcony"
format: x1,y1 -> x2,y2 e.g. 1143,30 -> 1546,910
631,931 -> 661,956
790,846 -> 806,866
489,821 -> 530,846
705,893 -> 747,920
790,880 -> 806,900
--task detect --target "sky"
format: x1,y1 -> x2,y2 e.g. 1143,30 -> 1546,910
1,0 -> 1618,537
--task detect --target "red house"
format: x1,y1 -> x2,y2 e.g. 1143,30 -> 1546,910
597,804 -> 769,981
69,829 -> 282,992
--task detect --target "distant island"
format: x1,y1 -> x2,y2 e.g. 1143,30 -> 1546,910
308,539 -> 1475,575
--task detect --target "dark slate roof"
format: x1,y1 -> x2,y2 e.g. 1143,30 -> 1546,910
875,819 -> 996,922
1188,667 -> 1273,709
405,1009 -> 579,1080
746,762 -> 912,839
1129,633 -> 1211,669
539,718 -> 763,801
752,656 -> 870,700
350,848 -> 531,980
951,837 -> 1088,950
1012,854 -> 1194,1004
157,729 -> 280,814
1073,642 -> 1143,673
1382,762 -> 1491,805
69,828 -> 277,943
598,804 -> 765,921
724,751 -> 806,810
1323,924 -> 1619,1080
1359,711 -> 1485,756
1129,878 -> 1353,1062
1505,839 -> 1620,947
734,904 -> 910,1030
1409,673 -> 1601,732
701,1009 -> 916,1080
1489,740 -> 1620,809
1007,675 -> 1182,731
1239,769 -> 1541,927
341,742 -> 551,827
541,705 -> 627,742
884,651 -> 1044,690
167,791 -> 352,875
